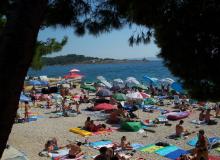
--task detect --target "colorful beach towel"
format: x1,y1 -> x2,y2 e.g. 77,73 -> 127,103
89,140 -> 113,149
164,149 -> 189,160
139,144 -> 164,153
155,145 -> 179,156
187,136 -> 220,146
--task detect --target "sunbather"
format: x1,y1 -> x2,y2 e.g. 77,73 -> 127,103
205,109 -> 217,125
121,136 -> 133,150
44,138 -> 59,152
199,110 -> 205,121
67,142 -> 83,159
88,120 -> 107,132
84,117 -> 91,130
94,147 -> 108,160
176,120 -> 190,137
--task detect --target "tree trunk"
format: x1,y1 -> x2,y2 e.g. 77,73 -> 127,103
0,0 -> 48,158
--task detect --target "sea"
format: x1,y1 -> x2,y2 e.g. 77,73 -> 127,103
28,61 -> 176,82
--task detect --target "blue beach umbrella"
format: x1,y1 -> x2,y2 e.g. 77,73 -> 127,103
28,80 -> 41,86
96,88 -> 112,97
171,82 -> 184,93
20,94 -> 31,102
143,75 -> 158,85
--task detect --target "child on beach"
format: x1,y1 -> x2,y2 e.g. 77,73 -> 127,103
120,136 -> 133,150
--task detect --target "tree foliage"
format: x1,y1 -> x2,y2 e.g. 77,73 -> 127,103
107,0 -> 220,101
31,36 -> 67,70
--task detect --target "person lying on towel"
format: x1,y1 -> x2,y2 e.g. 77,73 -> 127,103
88,120 -> 107,132
67,142 -> 83,159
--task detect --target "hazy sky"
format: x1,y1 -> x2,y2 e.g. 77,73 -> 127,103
38,25 -> 160,59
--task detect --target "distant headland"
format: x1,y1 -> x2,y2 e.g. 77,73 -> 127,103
42,54 -> 149,66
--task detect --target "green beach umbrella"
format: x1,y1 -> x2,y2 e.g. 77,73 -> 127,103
112,93 -> 127,101
81,85 -> 96,92
133,84 -> 148,90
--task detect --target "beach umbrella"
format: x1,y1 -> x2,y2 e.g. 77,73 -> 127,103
81,85 -> 96,92
97,76 -> 106,81
171,82 -> 184,93
125,77 -> 140,87
112,93 -> 127,101
143,76 -> 158,85
140,92 -> 151,98
113,78 -> 124,83
64,73 -> 83,79
99,80 -> 112,89
133,84 -> 148,90
110,85 -> 122,91
70,68 -> 80,72
160,78 -> 175,85
20,94 -> 31,102
96,88 -> 112,97
126,92 -> 143,100
28,80 -> 42,86
93,103 -> 117,111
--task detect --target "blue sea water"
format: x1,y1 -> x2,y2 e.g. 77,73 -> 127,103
28,61 -> 176,82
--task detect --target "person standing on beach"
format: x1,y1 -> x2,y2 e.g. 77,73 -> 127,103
24,101 -> 30,121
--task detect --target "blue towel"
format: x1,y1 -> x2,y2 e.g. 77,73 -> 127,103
165,149 -> 188,160
187,136 -> 220,146
155,145 -> 179,156
89,140 -> 112,147
131,143 -> 144,150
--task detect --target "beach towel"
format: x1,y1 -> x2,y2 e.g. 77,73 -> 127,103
89,140 -> 113,149
164,149 -> 189,160
187,136 -> 220,147
139,144 -> 164,153
131,143 -> 145,150
191,120 -> 206,125
48,148 -> 69,158
155,145 -> 179,156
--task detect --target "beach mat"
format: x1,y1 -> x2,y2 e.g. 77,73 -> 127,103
131,143 -> 145,150
155,145 -> 179,156
89,140 -> 113,149
48,148 -> 69,158
165,149 -> 188,160
139,144 -> 164,153
187,136 -> 220,146
69,128 -> 92,137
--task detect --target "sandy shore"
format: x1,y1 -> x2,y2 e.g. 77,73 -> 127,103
6,101 -> 220,160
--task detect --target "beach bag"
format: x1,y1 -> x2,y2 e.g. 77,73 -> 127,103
121,121 -> 141,132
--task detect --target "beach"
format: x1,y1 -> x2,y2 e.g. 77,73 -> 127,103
6,99 -> 220,160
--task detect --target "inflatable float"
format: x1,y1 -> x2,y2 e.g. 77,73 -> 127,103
165,111 -> 189,120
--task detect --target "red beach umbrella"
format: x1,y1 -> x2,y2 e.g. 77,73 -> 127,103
93,103 -> 117,111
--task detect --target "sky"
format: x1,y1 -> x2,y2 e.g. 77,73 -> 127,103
38,25 -> 160,59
